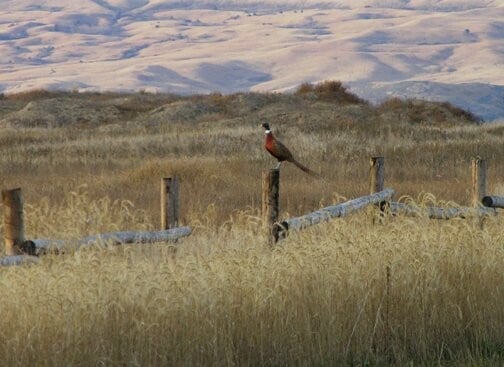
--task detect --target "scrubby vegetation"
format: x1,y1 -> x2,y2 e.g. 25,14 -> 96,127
296,80 -> 368,105
1,204 -> 503,366
0,82 -> 496,224
0,82 -> 503,365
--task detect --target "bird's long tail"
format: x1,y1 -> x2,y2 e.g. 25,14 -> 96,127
291,158 -> 318,176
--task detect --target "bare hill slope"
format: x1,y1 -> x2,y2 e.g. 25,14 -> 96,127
1,0 -> 503,120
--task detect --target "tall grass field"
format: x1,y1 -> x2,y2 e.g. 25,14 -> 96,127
0,84 -> 503,365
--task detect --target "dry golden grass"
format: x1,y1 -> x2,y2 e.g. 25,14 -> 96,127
0,194 -> 503,366
1,88 -> 502,225
0,86 -> 504,365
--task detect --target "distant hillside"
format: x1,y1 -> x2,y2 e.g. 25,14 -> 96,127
349,81 -> 504,122
1,81 -> 502,229
0,82 -> 480,129
1,0 -> 502,121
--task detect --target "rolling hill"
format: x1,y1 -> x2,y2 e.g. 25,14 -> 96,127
0,0 -> 503,120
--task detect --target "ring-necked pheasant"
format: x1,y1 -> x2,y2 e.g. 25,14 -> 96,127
262,122 -> 316,175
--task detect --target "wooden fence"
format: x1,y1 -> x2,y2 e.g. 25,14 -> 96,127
0,177 -> 191,267
262,156 -> 502,244
1,156 -> 503,265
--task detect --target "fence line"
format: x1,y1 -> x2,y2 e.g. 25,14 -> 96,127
1,177 -> 191,266
1,156 -> 502,265
276,189 -> 394,237
263,156 -> 501,243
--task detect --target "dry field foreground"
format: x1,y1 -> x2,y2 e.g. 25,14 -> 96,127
0,85 -> 504,365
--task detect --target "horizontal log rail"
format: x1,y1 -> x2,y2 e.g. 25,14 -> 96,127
31,226 -> 193,254
0,227 -> 192,266
276,188 -> 394,236
482,196 -> 504,209
0,255 -> 40,267
389,202 -> 496,219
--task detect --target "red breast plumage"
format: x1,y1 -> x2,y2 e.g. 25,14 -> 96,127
261,122 -> 316,175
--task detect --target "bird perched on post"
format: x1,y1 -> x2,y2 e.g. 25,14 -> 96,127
261,122 -> 316,175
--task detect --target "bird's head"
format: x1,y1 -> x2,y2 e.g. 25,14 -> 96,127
261,122 -> 271,134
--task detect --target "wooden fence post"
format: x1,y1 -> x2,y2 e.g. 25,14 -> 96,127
471,157 -> 487,229
471,157 -> 487,207
370,157 -> 385,194
262,169 -> 280,246
2,188 -> 25,256
161,176 -> 180,230
370,157 -> 386,222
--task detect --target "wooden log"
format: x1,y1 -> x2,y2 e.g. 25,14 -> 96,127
161,176 -> 180,230
31,226 -> 193,254
482,196 -> 504,209
389,202 -> 496,220
277,188 -> 394,234
262,169 -> 280,246
369,157 -> 385,194
471,157 -> 487,207
2,188 -> 25,255
0,255 -> 40,267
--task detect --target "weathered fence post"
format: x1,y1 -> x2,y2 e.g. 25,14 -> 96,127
262,169 -> 280,246
471,157 -> 487,207
161,176 -> 180,230
370,157 -> 385,194
370,157 -> 386,222
471,157 -> 487,229
2,188 -> 25,256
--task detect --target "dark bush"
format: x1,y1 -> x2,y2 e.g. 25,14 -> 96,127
296,80 -> 366,105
